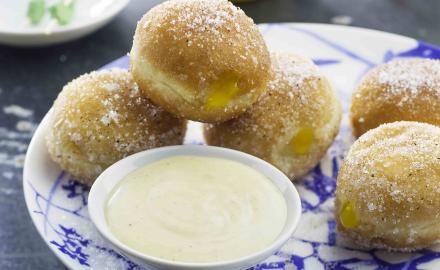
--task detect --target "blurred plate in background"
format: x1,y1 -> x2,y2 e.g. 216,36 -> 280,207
0,0 -> 129,47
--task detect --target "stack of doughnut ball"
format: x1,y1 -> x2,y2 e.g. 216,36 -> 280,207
45,0 -> 440,253
46,0 -> 342,185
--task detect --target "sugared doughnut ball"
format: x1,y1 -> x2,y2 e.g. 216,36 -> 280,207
46,69 -> 186,184
204,53 -> 342,179
351,58 -> 440,137
130,0 -> 271,122
336,121 -> 440,251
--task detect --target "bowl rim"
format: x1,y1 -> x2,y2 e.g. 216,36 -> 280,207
88,145 -> 302,268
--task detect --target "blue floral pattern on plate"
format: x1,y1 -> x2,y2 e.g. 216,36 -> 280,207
23,23 -> 440,270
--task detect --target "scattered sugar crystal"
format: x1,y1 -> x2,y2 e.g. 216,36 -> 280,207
102,82 -> 120,92
367,202 -> 376,211
70,132 -> 82,142
3,105 -> 33,118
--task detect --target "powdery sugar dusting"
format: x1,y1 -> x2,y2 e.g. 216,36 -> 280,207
61,69 -> 162,152
377,58 -> 440,98
268,53 -> 321,103
140,0 -> 263,60
144,0 -> 248,37
48,68 -> 185,181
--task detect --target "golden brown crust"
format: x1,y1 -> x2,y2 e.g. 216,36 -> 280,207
204,53 -> 342,179
46,69 -> 186,184
336,121 -> 440,251
130,0 -> 271,122
350,58 -> 440,137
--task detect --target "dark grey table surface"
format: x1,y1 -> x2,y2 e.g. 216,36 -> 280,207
1,0 -> 439,269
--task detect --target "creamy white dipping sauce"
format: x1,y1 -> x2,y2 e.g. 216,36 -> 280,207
106,155 -> 287,263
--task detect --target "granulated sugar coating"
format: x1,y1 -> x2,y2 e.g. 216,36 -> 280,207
130,0 -> 271,122
336,121 -> 440,251
205,53 -> 341,179
46,69 -> 186,184
351,58 -> 440,137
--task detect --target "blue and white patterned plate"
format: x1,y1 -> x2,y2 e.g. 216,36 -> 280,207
23,23 -> 440,270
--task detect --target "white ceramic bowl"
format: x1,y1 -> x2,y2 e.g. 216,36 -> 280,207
0,0 -> 129,47
88,145 -> 302,270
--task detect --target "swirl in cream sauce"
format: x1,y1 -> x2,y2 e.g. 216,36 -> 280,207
106,155 -> 287,263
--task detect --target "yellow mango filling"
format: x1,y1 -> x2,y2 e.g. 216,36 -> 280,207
289,127 -> 314,155
205,74 -> 241,109
339,201 -> 358,229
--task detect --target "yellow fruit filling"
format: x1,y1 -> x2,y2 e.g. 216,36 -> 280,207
339,201 -> 358,229
289,127 -> 314,155
206,73 -> 241,108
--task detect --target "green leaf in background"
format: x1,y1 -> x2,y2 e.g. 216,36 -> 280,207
27,0 -> 46,25
49,0 -> 75,26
